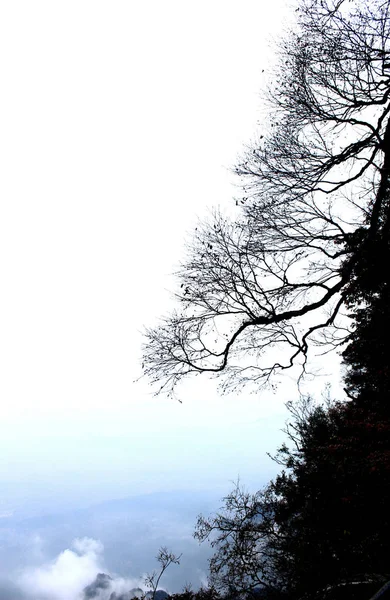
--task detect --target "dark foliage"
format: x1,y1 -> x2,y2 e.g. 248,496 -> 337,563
272,399 -> 390,597
194,393 -> 390,600
342,241 -> 390,403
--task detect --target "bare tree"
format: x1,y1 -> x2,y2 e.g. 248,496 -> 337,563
144,547 -> 182,600
142,0 -> 390,396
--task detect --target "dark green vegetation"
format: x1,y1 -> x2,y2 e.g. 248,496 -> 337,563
143,0 -> 390,599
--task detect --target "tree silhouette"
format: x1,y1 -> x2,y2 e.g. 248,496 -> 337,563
145,547 -> 181,600
195,396 -> 390,600
142,0 -> 390,396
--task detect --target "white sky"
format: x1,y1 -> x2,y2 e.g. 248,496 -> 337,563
0,1 -> 341,514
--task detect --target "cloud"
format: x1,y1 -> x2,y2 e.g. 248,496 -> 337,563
15,538 -> 148,600
18,537 -> 103,600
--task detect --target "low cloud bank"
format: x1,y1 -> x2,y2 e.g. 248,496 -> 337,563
1,537 -> 154,600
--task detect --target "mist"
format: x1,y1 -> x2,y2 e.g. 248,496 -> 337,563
0,490 -> 228,600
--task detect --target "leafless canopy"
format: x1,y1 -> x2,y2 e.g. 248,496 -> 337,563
143,0 -> 390,396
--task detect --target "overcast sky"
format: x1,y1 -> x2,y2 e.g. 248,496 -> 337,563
0,0 -> 343,517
